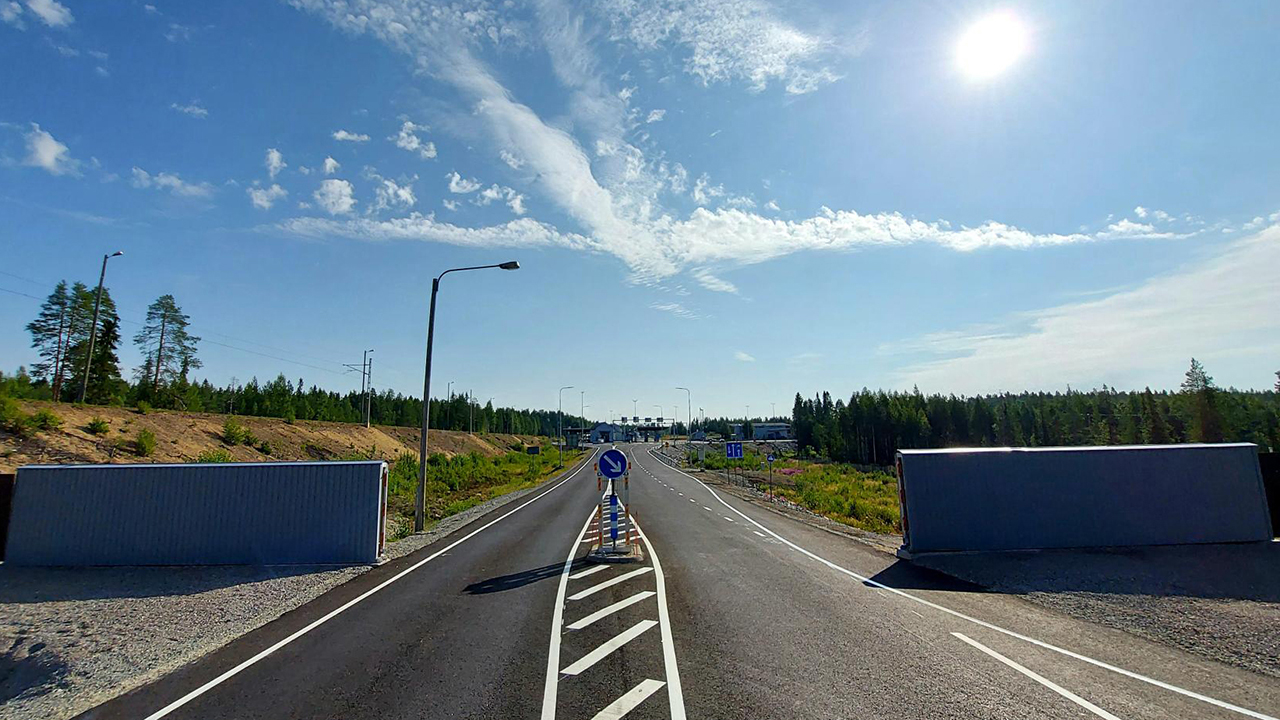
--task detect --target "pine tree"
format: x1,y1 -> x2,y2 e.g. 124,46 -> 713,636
1180,358 -> 1224,443
134,294 -> 202,392
25,281 -> 74,400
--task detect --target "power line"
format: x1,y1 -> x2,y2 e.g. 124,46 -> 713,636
0,286 -> 45,301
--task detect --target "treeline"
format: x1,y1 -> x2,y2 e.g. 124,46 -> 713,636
1,368 -> 584,437
793,360 -> 1280,465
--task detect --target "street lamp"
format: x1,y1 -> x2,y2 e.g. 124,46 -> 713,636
415,260 -> 520,532
79,251 -> 123,403
676,387 -> 691,438
558,385 -> 574,468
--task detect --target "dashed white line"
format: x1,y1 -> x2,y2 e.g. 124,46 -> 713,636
570,564 -> 609,580
702,506 -> 712,512
641,448 -> 1276,720
752,530 -> 766,538
567,591 -> 657,631
561,620 -> 658,675
723,516 -> 734,522
568,567 -> 654,601
590,679 -> 666,720
953,633 -> 1122,720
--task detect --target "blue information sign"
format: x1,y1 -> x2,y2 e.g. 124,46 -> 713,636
599,448 -> 628,479
726,442 -> 744,459
767,454 -> 775,463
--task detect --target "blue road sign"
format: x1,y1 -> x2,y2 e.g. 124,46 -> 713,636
767,454 -> 776,463
726,442 -> 744,459
599,448 -> 628,479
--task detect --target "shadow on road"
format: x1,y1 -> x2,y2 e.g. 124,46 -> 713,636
865,560 -> 988,595
464,558 -> 590,595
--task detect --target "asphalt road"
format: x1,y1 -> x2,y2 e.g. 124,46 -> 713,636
82,444 -> 1280,720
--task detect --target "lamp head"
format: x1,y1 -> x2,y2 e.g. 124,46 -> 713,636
499,260 -> 520,270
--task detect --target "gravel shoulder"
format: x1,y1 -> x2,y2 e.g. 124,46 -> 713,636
0,453 -> 592,720
680,455 -> 1280,681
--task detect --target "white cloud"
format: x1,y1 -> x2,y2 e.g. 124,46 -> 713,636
46,38 -> 77,56
442,199 -> 460,211
1096,218 -> 1193,240
247,183 -> 287,210
164,22 -> 192,42
2,2 -> 25,29
370,174 -> 416,213
597,0 -> 842,94
332,129 -> 370,143
1133,206 -> 1148,218
277,213 -> 588,249
392,120 -> 437,159
691,267 -> 737,293
887,227 -> 1280,393
645,109 -> 666,123
298,166 -> 312,175
170,101 -> 208,118
22,123 -> 79,176
764,199 -> 780,212
130,166 -> 214,197
313,178 -> 356,215
692,173 -> 725,204
446,171 -> 482,194
24,0 -> 72,27
94,65 -> 108,77
499,150 -> 524,169
143,4 -> 157,13
474,183 -> 526,215
322,156 -> 340,175
265,148 -> 286,179
650,301 -> 698,319
734,350 -> 755,362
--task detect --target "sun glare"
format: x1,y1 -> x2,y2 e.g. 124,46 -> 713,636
956,11 -> 1028,81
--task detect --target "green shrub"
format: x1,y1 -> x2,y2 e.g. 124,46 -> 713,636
283,407 -> 296,424
194,448 -> 233,463
222,417 -> 249,445
1,396 -> 31,436
86,417 -> 111,435
135,400 -> 152,415
135,428 -> 157,457
29,409 -> 62,431
243,430 -> 260,447
257,439 -> 273,455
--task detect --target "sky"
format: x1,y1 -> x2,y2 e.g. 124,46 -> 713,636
2,0 -> 1279,422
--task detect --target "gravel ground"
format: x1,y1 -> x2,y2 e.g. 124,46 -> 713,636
0,455 -> 590,720
668,451 -> 1280,680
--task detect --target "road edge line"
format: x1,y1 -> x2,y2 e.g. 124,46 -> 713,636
952,633 -> 1122,720
633,516 -> 688,720
540,509 -> 595,720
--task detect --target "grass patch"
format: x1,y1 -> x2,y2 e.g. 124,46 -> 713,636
222,417 -> 251,445
86,417 -> 111,435
194,448 -> 234,463
773,462 -> 901,535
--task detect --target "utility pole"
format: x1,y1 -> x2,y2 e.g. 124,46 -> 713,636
80,251 -> 123,403
344,349 -> 374,428
365,354 -> 373,427
469,389 -> 474,434
559,386 -> 574,467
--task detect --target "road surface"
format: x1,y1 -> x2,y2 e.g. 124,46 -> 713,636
82,444 -> 1280,720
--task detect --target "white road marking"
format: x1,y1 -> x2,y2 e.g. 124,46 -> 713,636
911,610 -> 925,619
723,516 -> 734,522
567,591 -> 657,631
702,506 -> 712,511
570,565 -> 609,580
953,633 -> 1122,720
753,531 -> 766,538
590,679 -> 666,720
632,519 -> 688,720
541,512 -> 596,720
561,620 -> 658,675
641,448 -> 1277,720
141,449 -> 600,720
568,567 -> 654,601
688,499 -> 695,503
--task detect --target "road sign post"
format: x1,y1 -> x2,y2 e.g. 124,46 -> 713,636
589,448 -> 641,563
767,453 -> 775,500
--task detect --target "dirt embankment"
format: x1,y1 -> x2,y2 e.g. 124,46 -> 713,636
0,400 -> 543,472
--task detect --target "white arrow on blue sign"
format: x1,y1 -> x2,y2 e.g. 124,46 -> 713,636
599,448 -> 628,479
726,442 -> 743,459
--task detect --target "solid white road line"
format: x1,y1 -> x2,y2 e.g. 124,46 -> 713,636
640,448 -> 1277,720
632,519 -> 688,720
953,633 -> 1122,720
146,448 -> 600,720
570,565 -> 609,580
590,679 -> 666,720
567,591 -> 657,631
561,620 -> 658,675
568,567 -> 654,601
541,512 -> 595,720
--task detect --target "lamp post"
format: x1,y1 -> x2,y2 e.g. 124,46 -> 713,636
415,260 -> 520,532
79,251 -> 123,403
558,385 -> 574,468
580,391 -> 585,433
676,387 -> 691,439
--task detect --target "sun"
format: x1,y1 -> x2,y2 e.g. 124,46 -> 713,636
956,11 -> 1028,81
